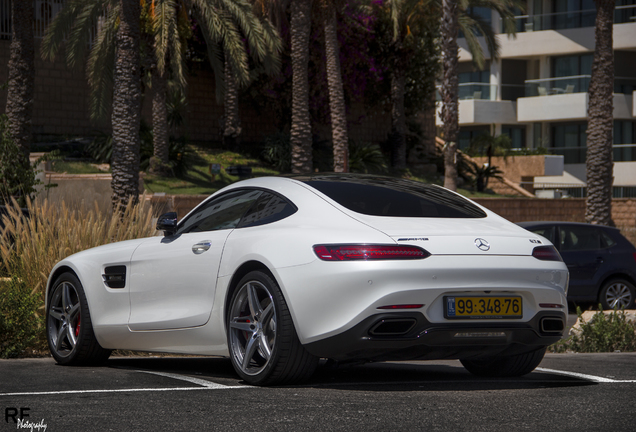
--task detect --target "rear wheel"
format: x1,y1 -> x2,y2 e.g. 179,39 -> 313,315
599,279 -> 635,310
460,347 -> 546,377
46,272 -> 111,365
227,270 -> 318,385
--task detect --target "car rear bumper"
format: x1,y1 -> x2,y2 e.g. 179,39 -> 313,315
303,310 -> 565,362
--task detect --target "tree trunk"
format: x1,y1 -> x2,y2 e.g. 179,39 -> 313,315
440,0 -> 459,191
223,58 -> 242,150
6,0 -> 34,163
390,70 -> 406,169
323,7 -> 348,172
111,0 -> 142,211
150,66 -> 172,176
290,0 -> 313,173
585,0 -> 615,226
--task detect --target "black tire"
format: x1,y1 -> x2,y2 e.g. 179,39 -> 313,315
599,279 -> 635,310
460,347 -> 546,377
226,270 -> 318,386
46,272 -> 111,365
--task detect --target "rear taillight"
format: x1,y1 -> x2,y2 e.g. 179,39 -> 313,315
313,244 -> 430,261
532,245 -> 563,261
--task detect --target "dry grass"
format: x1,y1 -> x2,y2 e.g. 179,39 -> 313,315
0,197 -> 157,298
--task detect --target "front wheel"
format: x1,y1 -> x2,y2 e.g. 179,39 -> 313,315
46,272 -> 111,365
599,279 -> 635,310
226,271 -> 318,385
460,347 -> 546,377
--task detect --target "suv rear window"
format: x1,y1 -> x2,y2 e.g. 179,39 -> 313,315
304,177 -> 487,218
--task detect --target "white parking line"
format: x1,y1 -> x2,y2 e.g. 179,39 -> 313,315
536,367 -> 636,383
135,370 -> 249,389
0,371 -> 249,397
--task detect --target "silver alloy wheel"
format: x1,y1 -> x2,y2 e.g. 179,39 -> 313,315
228,281 -> 277,376
47,281 -> 81,358
604,281 -> 633,309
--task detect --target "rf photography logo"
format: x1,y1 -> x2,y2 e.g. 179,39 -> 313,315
4,407 -> 48,432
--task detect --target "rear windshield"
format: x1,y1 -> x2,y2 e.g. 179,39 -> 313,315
304,178 -> 487,218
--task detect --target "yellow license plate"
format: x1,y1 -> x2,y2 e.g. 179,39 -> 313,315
444,296 -> 522,319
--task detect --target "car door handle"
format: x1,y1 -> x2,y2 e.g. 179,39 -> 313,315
192,241 -> 212,255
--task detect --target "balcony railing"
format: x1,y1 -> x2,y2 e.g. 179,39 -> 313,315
436,83 -> 526,101
547,144 -> 636,164
525,76 -> 636,97
503,4 -> 636,33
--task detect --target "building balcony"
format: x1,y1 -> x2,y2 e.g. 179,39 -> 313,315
517,77 -> 635,122
435,83 -> 523,126
502,5 -> 636,34
458,16 -> 636,61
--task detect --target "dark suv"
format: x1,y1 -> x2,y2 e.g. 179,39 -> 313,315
518,221 -> 636,310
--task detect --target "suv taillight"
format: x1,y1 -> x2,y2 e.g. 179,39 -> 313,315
532,245 -> 563,261
313,244 -> 430,261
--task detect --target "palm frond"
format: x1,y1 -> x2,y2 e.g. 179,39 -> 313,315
40,0 -> 92,62
65,0 -> 113,69
86,5 -> 120,121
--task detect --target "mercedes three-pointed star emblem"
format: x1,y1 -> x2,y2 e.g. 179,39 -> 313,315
475,238 -> 490,251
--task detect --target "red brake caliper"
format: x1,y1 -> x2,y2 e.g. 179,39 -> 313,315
75,314 -> 81,337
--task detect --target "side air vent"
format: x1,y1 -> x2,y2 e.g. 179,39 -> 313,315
103,265 -> 126,289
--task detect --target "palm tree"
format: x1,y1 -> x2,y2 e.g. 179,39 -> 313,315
440,0 -> 459,189
290,0 -> 314,173
148,0 -> 188,176
42,0 -> 272,191
321,1 -> 348,172
221,2 -> 282,149
585,0 -> 615,226
110,0 -> 142,210
441,0 -> 522,191
381,0 -> 437,169
5,0 -> 35,165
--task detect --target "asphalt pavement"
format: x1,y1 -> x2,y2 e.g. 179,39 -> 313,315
1,353 -> 635,431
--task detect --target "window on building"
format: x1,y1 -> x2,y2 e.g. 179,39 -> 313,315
551,123 -> 587,164
615,0 -> 636,24
553,0 -> 596,29
458,127 -> 490,151
458,70 -> 490,100
614,121 -> 636,162
1,0 -> 66,40
551,54 -> 593,93
502,126 -> 526,149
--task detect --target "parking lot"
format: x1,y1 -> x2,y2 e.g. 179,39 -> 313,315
2,353 -> 635,431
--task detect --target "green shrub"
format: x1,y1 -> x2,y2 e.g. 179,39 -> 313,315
261,132 -> 291,172
349,141 -> 388,174
550,306 -> 636,353
0,277 -> 45,358
87,121 -> 194,176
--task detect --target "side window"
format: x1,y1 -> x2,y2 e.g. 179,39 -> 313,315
529,226 -> 556,244
237,192 -> 297,228
177,190 -> 262,234
600,230 -> 617,248
559,226 -> 601,251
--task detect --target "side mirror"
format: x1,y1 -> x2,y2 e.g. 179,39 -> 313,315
157,212 -> 178,236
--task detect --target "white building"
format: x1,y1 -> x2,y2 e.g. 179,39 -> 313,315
437,0 -> 636,197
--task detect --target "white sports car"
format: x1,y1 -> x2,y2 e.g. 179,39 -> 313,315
46,174 -> 570,385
